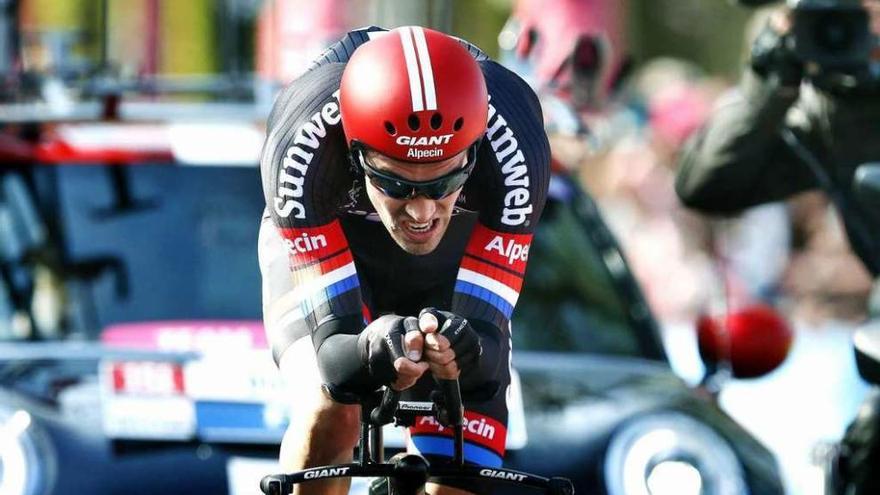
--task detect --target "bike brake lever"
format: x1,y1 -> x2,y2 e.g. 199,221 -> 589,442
548,477 -> 575,495
370,387 -> 400,425
435,379 -> 463,428
436,379 -> 465,466
259,475 -> 290,495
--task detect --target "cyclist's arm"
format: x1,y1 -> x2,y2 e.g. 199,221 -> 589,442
451,61 -> 550,392
261,62 -> 382,401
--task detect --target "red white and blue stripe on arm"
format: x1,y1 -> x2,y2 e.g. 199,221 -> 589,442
452,223 -> 531,330
279,219 -> 363,330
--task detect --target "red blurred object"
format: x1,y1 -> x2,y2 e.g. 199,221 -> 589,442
697,304 -> 794,379
110,361 -> 185,396
33,123 -> 174,164
0,131 -> 35,162
34,140 -> 173,164
648,84 -> 714,150
507,0 -> 628,108
256,0 -> 351,84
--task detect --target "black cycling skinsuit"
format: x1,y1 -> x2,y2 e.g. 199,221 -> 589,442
259,27 -> 550,468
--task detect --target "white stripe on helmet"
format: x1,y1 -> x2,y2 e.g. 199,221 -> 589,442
411,26 -> 437,111
399,27 -> 424,112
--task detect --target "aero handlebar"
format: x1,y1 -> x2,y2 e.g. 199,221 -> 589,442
260,378 -> 574,495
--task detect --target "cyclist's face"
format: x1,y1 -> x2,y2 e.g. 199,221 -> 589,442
364,150 -> 468,255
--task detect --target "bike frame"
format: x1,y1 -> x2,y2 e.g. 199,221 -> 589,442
260,379 -> 574,495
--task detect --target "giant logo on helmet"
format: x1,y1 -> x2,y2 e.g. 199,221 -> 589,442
395,134 -> 452,146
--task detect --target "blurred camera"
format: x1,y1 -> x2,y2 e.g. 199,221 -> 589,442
789,0 -> 872,70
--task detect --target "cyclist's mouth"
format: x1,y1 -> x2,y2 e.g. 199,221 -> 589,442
401,219 -> 439,242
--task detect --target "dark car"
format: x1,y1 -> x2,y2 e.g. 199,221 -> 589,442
0,158 -> 784,494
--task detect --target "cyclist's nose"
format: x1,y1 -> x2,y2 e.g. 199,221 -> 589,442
404,196 -> 437,222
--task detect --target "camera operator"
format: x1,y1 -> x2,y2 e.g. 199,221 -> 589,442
675,0 -> 880,277
678,3 -> 880,494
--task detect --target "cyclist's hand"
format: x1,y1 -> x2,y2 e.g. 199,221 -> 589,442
395,320 -> 427,390
359,315 -> 429,391
419,308 -> 481,381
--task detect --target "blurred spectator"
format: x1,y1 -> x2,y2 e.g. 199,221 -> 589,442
499,0 -> 871,329
782,192 -> 873,323
498,0 -> 765,322
583,58 -> 737,322
675,2 -> 880,279
256,0 -> 359,85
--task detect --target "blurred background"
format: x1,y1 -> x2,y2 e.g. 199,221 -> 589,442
0,1 -> 876,495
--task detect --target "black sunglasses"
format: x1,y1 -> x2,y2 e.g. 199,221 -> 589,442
353,143 -> 479,200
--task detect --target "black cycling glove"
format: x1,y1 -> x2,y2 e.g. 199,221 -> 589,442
357,315 -> 420,385
750,21 -> 803,88
420,308 -> 482,381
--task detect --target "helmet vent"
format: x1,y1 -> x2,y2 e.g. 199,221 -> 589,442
430,113 -> 443,130
453,117 -> 464,131
407,114 -> 420,131
384,121 -> 397,136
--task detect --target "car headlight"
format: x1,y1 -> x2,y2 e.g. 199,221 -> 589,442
604,412 -> 747,495
0,408 -> 53,495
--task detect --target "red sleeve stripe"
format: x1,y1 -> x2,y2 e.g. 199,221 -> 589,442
289,246 -> 346,270
460,256 -> 523,293
464,224 -> 532,275
462,253 -> 524,278
293,249 -> 354,276
279,219 -> 349,265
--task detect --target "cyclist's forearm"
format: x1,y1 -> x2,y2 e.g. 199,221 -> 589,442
313,315 -> 377,402
461,320 -> 504,396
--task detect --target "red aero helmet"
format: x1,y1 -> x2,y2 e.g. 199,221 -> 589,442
339,26 -> 488,163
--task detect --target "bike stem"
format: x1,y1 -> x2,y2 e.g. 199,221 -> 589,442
436,379 -> 464,466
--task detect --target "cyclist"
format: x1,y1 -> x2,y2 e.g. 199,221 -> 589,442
258,26 -> 550,495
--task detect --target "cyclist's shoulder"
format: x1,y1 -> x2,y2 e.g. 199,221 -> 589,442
307,26 -> 388,70
480,61 -> 543,125
266,63 -> 344,135
478,62 -> 547,166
